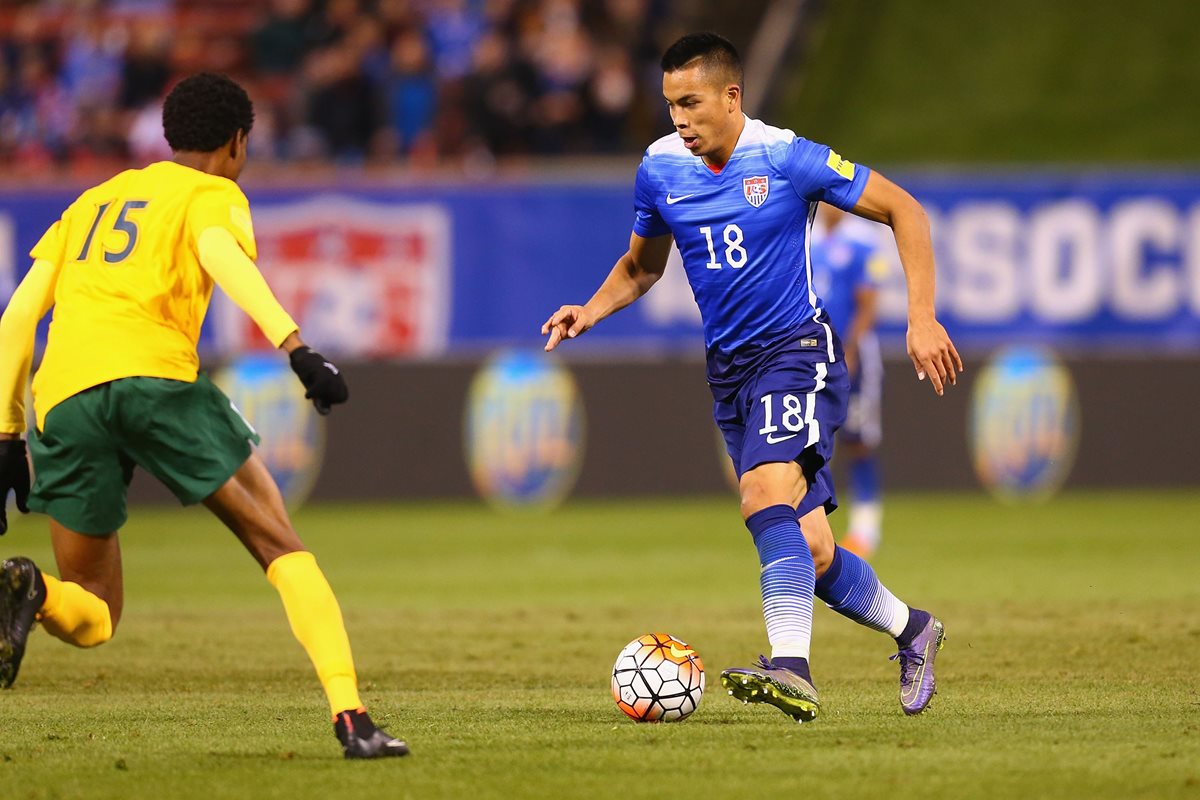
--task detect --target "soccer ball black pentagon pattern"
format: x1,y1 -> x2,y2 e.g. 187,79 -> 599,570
611,633 -> 705,722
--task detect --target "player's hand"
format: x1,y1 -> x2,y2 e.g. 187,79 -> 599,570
289,347 -> 349,415
906,317 -> 963,396
0,439 -> 31,535
541,305 -> 595,352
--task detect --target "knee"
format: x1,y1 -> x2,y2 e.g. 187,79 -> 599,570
739,478 -> 771,519
739,464 -> 806,520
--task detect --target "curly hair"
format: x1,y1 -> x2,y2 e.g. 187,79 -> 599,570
660,33 -> 743,89
162,73 -> 254,153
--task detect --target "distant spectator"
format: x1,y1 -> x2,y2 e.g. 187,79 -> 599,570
303,43 -> 382,161
586,44 -> 635,152
425,0 -> 485,81
348,14 -> 390,84
19,52 -> 74,164
118,20 -> 169,110
384,29 -> 436,156
463,30 -> 535,157
59,15 -> 125,111
0,0 -> 673,169
307,0 -> 362,49
529,24 -> 592,153
252,0 -> 317,75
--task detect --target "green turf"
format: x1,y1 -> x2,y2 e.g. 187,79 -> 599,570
780,0 -> 1200,164
2,491 -> 1198,799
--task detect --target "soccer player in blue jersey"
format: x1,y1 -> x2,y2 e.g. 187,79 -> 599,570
811,203 -> 886,559
542,33 -> 962,721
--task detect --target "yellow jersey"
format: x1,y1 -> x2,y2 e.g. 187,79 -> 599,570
26,161 -> 285,430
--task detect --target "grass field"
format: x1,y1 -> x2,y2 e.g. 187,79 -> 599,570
2,491 -> 1198,799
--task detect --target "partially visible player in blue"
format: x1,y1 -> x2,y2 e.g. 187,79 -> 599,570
542,33 -> 962,721
811,203 -> 886,559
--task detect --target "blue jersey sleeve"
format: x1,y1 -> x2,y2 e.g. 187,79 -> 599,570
632,157 -> 670,238
782,138 -> 871,211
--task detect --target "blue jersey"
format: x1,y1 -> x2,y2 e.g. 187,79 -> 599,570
632,116 -> 870,365
810,228 -> 882,337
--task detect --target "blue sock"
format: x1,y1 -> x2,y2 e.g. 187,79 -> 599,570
770,655 -> 813,684
814,546 -> 909,638
896,608 -> 932,648
850,457 -> 880,503
746,504 -> 815,662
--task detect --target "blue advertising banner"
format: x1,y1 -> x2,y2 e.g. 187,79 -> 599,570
1,172 -> 1198,356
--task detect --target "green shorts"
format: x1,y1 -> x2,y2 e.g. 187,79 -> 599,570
28,374 -> 261,535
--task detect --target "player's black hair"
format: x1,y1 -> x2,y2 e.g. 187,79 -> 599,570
162,72 -> 254,153
660,33 -> 744,89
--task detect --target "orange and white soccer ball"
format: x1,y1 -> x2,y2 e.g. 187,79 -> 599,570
611,633 -> 705,722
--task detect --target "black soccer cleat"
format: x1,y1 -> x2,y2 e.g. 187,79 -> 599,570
334,708 -> 410,759
0,557 -> 47,689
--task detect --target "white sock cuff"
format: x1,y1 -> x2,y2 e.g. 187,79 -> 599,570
770,643 -> 811,660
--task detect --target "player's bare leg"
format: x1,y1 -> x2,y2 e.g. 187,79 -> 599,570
0,522 -> 120,688
49,522 -> 124,631
204,453 -> 408,758
721,461 -> 821,722
805,504 -> 945,715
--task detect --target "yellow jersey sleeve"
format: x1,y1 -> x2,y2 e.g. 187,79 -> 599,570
29,218 -> 67,264
0,259 -> 61,433
197,226 -> 297,348
188,183 -> 257,260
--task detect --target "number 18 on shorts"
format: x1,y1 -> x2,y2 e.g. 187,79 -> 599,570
714,353 -> 849,482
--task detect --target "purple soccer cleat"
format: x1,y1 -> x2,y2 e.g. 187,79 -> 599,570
720,656 -> 820,723
891,616 -> 945,715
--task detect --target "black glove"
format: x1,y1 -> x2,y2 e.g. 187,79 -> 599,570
0,439 -> 31,535
289,346 -> 349,416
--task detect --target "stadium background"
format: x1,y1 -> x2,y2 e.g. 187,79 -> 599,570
1,2 -> 1198,798
2,0 -> 1197,503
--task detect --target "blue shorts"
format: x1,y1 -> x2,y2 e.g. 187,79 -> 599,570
841,331 -> 883,448
710,334 -> 849,519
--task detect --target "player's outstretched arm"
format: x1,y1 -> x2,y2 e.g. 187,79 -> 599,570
542,232 -> 672,352
197,227 -> 347,414
849,171 -> 963,395
0,258 -> 59,531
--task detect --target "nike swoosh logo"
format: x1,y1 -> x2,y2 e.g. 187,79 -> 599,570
902,640 -> 931,704
669,645 -> 695,658
765,432 -> 799,444
665,193 -> 695,205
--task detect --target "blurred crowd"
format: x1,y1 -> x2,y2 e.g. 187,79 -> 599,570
0,0 -> 690,174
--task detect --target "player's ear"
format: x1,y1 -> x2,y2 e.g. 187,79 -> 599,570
226,129 -> 244,160
726,83 -> 740,112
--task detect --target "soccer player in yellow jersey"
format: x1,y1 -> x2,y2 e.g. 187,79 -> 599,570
0,74 -> 408,759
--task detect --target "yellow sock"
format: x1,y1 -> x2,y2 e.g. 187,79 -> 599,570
266,551 -> 362,717
38,573 -> 113,648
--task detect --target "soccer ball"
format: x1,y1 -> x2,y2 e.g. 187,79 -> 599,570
611,633 -> 704,722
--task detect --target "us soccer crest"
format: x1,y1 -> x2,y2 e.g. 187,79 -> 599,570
212,197 -> 452,358
743,176 -> 769,207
